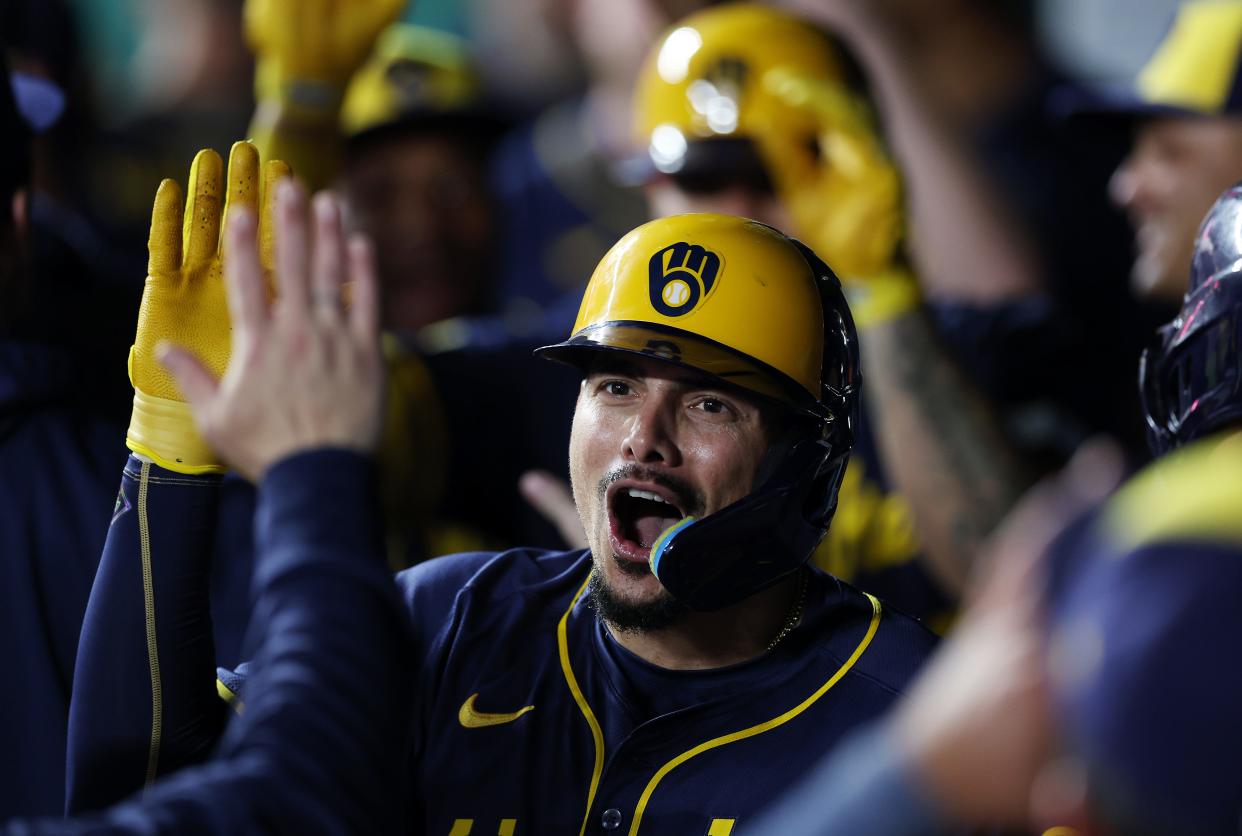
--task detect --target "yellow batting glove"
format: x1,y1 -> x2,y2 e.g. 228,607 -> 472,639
127,141 -> 291,474
759,68 -> 920,328
245,0 -> 404,117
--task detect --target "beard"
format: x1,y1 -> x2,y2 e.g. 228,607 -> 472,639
587,558 -> 690,633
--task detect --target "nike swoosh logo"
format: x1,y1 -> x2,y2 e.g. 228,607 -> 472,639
458,693 -> 535,728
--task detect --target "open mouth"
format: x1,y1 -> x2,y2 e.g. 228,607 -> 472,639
607,483 -> 687,562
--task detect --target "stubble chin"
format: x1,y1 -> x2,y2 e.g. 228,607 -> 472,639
588,554 -> 688,633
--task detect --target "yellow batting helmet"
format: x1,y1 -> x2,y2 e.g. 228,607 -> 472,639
634,4 -> 854,170
538,213 -> 861,609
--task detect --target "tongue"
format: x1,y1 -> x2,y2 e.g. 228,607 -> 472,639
634,513 -> 683,549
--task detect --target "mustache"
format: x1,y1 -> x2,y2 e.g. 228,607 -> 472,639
596,465 -> 705,519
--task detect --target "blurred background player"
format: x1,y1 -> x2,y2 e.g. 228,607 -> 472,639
782,0 -> 1165,461
752,179 -> 1242,835
242,0 -> 586,553
0,51 -> 127,823
1091,0 -> 1242,307
625,3 -> 1030,616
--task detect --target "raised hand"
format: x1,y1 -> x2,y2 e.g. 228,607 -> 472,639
760,68 -> 919,328
245,0 -> 405,110
127,141 -> 289,474
159,183 -> 384,482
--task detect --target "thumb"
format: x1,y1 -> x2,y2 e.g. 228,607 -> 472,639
158,342 -> 220,413
519,470 -> 588,549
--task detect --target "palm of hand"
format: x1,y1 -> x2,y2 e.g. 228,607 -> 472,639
131,143 -> 284,404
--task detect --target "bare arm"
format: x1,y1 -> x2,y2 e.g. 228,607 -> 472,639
784,0 -> 1043,303
860,307 -> 1030,596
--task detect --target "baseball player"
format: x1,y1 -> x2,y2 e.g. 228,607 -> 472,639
751,180 -> 1242,835
630,4 -> 1027,621
66,140 -> 937,833
8,208 -> 414,831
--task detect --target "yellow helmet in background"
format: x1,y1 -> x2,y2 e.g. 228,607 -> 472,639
634,4 -> 850,171
537,213 -> 861,610
341,24 -> 482,139
632,4 -> 902,279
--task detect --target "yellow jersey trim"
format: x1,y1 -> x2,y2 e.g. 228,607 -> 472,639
627,593 -> 884,835
216,677 -> 245,716
1103,433 -> 1242,551
137,461 -> 164,788
558,574 -> 605,836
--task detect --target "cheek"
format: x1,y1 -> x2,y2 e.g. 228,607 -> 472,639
686,425 -> 769,506
567,395 -> 602,521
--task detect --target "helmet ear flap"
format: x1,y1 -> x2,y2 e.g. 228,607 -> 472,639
787,238 -> 862,441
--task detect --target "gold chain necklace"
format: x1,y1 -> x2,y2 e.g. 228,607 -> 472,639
765,569 -> 808,653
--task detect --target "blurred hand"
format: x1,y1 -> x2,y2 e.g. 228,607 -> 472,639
520,470 -> 588,549
127,141 -> 289,474
246,0 -> 404,109
891,440 -> 1124,827
759,69 -> 919,327
160,183 -> 384,482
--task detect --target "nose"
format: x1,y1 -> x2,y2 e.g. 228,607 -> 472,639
1109,148 -> 1153,216
622,395 -> 681,467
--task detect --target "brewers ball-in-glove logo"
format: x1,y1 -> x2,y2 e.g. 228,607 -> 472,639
649,242 -> 723,316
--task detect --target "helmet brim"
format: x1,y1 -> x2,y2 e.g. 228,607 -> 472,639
535,320 -> 828,418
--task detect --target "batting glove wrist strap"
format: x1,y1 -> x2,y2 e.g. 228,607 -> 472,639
127,388 -> 224,475
843,266 -> 922,330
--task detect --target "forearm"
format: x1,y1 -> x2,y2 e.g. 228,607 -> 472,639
846,25 -> 1041,303
66,456 -> 229,814
15,452 -> 412,836
860,310 -> 1029,596
748,724 -> 948,836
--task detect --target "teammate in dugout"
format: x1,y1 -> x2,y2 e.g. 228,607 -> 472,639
65,136 -> 937,832
750,180 -> 1242,836
627,5 -> 1028,624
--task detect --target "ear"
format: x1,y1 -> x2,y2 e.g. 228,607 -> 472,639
11,189 -> 27,239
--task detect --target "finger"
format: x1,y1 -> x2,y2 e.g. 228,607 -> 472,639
224,208 -> 268,341
274,178 -> 311,315
148,178 -> 184,276
259,158 -> 293,274
221,141 -> 261,261
347,233 -> 380,343
157,342 -> 220,413
519,470 -> 588,549
310,191 -> 346,319
182,148 -> 224,269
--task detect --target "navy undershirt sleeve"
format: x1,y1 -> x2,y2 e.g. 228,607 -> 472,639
66,457 -> 229,813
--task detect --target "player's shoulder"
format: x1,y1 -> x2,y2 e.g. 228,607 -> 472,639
808,570 -> 939,697
1101,431 -> 1242,552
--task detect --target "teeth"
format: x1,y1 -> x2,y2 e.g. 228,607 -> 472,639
627,488 -> 670,504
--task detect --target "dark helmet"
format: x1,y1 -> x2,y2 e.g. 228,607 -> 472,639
1140,183 -> 1242,456
537,213 -> 861,610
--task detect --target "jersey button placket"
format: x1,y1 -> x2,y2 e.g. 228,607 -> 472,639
601,807 -> 624,831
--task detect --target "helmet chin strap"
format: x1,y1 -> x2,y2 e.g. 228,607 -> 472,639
647,422 -> 844,611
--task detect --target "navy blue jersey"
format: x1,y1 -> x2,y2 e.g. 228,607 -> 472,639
68,452 -> 935,833
393,549 -> 935,834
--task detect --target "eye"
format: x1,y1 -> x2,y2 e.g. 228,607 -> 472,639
690,395 -> 736,420
601,379 -> 633,397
